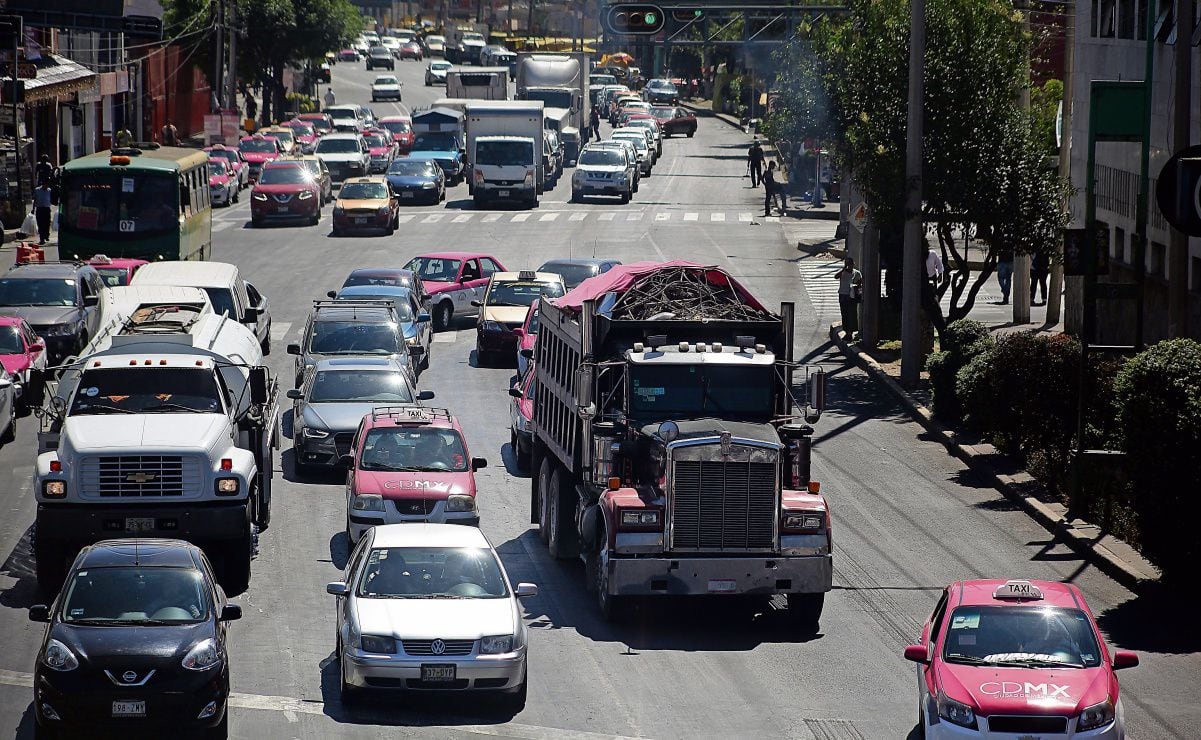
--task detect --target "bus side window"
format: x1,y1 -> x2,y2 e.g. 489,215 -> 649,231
180,177 -> 191,218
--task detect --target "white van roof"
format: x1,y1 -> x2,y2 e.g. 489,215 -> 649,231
131,261 -> 241,291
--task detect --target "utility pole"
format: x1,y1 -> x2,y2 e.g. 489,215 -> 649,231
226,0 -> 238,112
211,0 -> 224,112
1012,1 -> 1031,325
899,0 -> 926,387
528,0 -> 536,41
1047,0 -> 1074,327
1168,0 -> 1193,337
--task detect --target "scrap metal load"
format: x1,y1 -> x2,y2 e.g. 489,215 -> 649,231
592,263 -> 776,322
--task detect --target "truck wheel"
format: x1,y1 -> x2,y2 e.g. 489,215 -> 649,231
433,301 -> 453,332
536,458 -> 555,544
34,539 -> 68,597
592,549 -> 627,622
547,467 -> 578,559
786,592 -> 825,631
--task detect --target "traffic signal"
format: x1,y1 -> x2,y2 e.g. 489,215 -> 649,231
672,9 -> 705,22
606,4 -> 666,34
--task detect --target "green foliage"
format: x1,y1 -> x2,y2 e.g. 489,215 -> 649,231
1030,79 -> 1063,153
926,320 -> 993,422
1114,339 -> 1201,584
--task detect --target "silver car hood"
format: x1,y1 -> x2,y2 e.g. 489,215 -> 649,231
302,402 -> 395,433
354,597 -> 517,640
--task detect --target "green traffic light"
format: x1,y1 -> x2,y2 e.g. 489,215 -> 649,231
644,12 -> 657,25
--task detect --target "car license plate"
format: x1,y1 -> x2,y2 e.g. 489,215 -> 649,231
401,191 -> 413,198
707,579 -> 737,594
276,206 -> 289,213
354,217 -> 367,224
125,517 -> 155,533
112,700 -> 146,717
498,190 -> 509,198
421,664 -> 456,682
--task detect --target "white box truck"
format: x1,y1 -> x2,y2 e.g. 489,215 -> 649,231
466,100 -> 545,207
515,53 -> 590,151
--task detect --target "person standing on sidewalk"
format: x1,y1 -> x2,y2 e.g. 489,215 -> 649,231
1030,250 -> 1049,306
324,88 -> 336,107
835,257 -> 864,340
763,161 -> 781,217
32,181 -> 53,245
161,119 -> 179,146
922,243 -> 948,341
748,139 -> 765,187
995,248 -> 1014,304
35,155 -> 54,187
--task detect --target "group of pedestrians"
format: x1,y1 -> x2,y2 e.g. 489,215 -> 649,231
994,251 -> 1051,306
747,139 -> 786,217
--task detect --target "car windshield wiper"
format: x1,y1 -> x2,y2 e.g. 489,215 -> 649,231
422,594 -> 468,599
143,402 -> 212,413
71,403 -> 136,415
944,654 -> 992,666
992,658 -> 1085,669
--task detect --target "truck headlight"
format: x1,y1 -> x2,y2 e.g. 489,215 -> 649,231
445,494 -> 476,513
620,510 -> 660,528
352,494 -> 385,512
43,480 -> 67,498
479,635 -> 513,654
215,478 -> 240,495
782,512 -> 825,532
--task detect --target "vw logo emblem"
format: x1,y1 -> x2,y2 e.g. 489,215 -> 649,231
122,671 -> 138,683
430,639 -> 446,655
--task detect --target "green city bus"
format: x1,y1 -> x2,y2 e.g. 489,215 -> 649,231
58,144 -> 212,262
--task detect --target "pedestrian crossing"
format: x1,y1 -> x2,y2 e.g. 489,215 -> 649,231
798,257 -> 845,320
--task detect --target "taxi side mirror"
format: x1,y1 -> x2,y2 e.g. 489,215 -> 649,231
471,457 -> 487,471
512,328 -> 524,338
326,290 -> 337,299
508,387 -> 522,398
1112,650 -> 1139,670
339,453 -> 355,467
326,581 -> 349,596
286,389 -> 302,400
417,390 -> 435,401
903,645 -> 929,664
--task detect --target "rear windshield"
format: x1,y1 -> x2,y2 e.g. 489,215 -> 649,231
309,369 -> 413,403
309,321 -> 400,355
239,139 -> 277,153
381,120 -> 412,135
388,161 -> 436,176
317,139 -> 362,154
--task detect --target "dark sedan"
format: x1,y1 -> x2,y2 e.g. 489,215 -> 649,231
537,258 -> 622,289
649,106 -> 697,138
29,539 -> 241,739
384,158 -> 445,204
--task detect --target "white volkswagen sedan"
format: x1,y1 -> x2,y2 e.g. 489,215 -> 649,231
327,523 -> 536,709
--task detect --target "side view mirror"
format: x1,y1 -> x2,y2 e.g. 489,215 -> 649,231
28,604 -> 50,623
805,367 -> 826,423
339,452 -> 355,467
31,341 -> 45,351
326,581 -> 349,596
242,306 -> 259,323
508,387 -> 522,398
903,645 -> 929,664
83,295 -> 99,307
417,312 -> 430,322
572,364 -> 593,409
220,604 -> 243,621
514,583 -> 538,598
0,377 -> 10,389
326,290 -> 337,299
1113,650 -> 1139,670
512,328 -> 524,338
471,457 -> 487,471
408,345 -> 424,358
248,366 -> 270,405
286,343 -> 301,355
470,300 -> 482,307
286,389 -> 302,400
417,390 -> 435,401
520,348 -> 534,360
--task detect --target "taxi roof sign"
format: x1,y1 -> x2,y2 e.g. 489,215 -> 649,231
993,580 -> 1044,601
518,270 -> 537,280
370,405 -> 452,424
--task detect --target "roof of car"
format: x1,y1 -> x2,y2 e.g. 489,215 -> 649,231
314,356 -> 406,372
369,522 -> 491,549
539,258 -> 612,269
951,579 -> 1083,610
346,267 -> 416,278
378,115 -> 413,123
338,284 -> 414,297
342,176 -> 388,185
413,251 -> 495,261
4,262 -> 93,278
321,132 -> 363,140
79,538 -> 203,569
0,315 -> 28,326
132,260 -> 239,289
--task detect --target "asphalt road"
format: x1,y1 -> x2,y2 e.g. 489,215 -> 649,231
0,58 -> 1197,740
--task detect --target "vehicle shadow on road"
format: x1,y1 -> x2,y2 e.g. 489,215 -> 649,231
0,525 -> 42,610
1095,583 -> 1201,654
499,442 -> 529,479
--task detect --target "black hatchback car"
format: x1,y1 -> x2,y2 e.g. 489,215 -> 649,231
0,262 -> 105,365
29,539 -> 241,739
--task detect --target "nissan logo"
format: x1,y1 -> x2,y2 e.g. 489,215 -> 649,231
122,671 -> 138,683
430,639 -> 446,655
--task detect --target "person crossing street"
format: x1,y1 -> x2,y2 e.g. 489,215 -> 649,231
748,139 -> 765,187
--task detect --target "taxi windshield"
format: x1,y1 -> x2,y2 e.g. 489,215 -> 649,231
208,160 -> 229,176
285,122 -> 315,137
340,182 -> 389,200
60,566 -> 210,624
487,280 -> 564,307
239,138 -> 278,153
405,257 -> 461,283
95,267 -> 131,287
942,606 -> 1102,668
359,426 -> 469,472
357,547 -> 507,599
309,369 -> 412,403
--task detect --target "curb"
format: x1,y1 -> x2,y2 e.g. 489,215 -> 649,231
828,322 -> 1159,591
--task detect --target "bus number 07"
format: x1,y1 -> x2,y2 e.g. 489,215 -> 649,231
119,220 -> 135,232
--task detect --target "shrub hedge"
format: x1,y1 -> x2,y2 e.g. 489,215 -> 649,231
927,319 -> 993,422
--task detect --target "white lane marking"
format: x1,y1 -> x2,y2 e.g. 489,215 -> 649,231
482,213 -> 501,222
422,214 -> 444,223
269,322 -> 293,341
543,200 -> 566,204
569,212 -> 587,221
212,221 -> 233,232
626,213 -> 641,221
598,212 -> 616,221
511,213 -> 530,222
539,213 -> 558,222
654,212 -> 670,221
452,213 -> 473,223
433,331 -> 461,343
684,212 -> 699,221
711,212 -> 725,222
739,212 -> 753,222
396,214 -> 415,223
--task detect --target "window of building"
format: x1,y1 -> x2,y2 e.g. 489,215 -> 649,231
1149,240 -> 1166,277
1113,226 -> 1127,262
1096,0 -> 1117,37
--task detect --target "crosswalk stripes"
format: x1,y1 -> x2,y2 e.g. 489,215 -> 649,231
219,209 -> 808,231
569,212 -> 587,221
683,212 -> 699,221
655,212 -> 670,221
396,215 -> 414,224
711,212 -> 725,222
451,213 -> 472,223
598,212 -> 616,221
626,212 -> 641,220
511,213 -> 530,222
481,213 -> 501,222
422,214 -> 444,223
738,212 -> 753,222
797,257 -> 844,319
539,213 -> 558,222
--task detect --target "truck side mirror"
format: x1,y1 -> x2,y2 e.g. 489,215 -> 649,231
286,389 -> 302,400
286,343 -> 301,355
326,290 -> 337,299
249,366 -> 271,405
806,368 -> 826,423
573,364 -> 593,409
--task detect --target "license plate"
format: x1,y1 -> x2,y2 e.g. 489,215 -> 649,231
125,517 -> 155,533
276,206 -> 289,213
421,664 -> 456,682
707,579 -> 737,594
112,700 -> 145,717
498,190 -> 509,198
401,191 -> 413,198
354,217 -> 368,224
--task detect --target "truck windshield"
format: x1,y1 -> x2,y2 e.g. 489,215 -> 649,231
524,89 -> 574,109
629,364 -> 774,420
476,140 -> 533,167
71,368 -> 223,415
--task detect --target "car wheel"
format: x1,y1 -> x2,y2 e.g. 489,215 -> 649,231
1,402 -> 15,443
571,188 -> 580,202
687,130 -> 695,137
33,721 -> 59,740
620,191 -> 630,204
252,216 -> 263,228
339,650 -> 363,707
500,671 -> 527,712
433,301 -> 453,332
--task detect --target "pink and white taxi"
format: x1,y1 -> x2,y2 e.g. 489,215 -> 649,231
345,406 -> 487,543
904,579 -> 1138,738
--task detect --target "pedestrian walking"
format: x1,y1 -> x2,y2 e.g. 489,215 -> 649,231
763,161 -> 781,217
835,257 -> 864,340
922,243 -> 948,341
324,88 -> 336,107
245,96 -> 258,122
32,181 -> 53,245
114,125 -> 133,148
748,139 -> 765,187
995,249 -> 1014,304
35,154 -> 53,187
161,119 -> 179,146
1030,250 -> 1049,305
589,105 -> 601,139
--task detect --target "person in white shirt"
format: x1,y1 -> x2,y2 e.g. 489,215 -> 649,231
324,88 -> 336,107
835,257 -> 864,340
922,243 -> 947,340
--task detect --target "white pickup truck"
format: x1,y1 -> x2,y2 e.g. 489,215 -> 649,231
33,292 -> 279,595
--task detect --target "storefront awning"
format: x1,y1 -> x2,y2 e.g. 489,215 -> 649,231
16,54 -> 98,105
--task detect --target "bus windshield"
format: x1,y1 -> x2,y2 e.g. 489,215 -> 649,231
62,173 -> 180,235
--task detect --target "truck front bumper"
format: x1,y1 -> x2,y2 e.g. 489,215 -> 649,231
36,500 -> 251,549
478,184 -> 535,201
605,553 -> 833,597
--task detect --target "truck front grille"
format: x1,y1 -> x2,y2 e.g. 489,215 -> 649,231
80,455 -> 203,498
670,459 -> 776,551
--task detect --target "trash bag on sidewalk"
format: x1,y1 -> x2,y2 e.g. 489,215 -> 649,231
20,211 -> 36,237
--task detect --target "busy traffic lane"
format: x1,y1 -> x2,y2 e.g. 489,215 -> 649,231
0,60 -> 1197,740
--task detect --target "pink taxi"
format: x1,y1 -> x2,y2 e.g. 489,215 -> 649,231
507,369 -> 534,469
403,252 -> 506,332
344,406 -> 488,543
204,144 -> 249,189
513,302 -> 539,378
237,133 -> 283,183
0,316 -> 46,405
905,579 -> 1137,738
88,255 -> 149,287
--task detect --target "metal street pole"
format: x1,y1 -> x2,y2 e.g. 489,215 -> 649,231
212,0 -> 224,113
1012,1 -> 1031,324
1168,0 -> 1193,337
227,0 -> 238,112
899,0 -> 926,387
1047,0 -> 1074,326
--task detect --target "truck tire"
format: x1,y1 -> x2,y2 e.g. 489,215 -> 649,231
536,457 -> 555,544
591,548 -> 627,622
547,467 -> 579,559
34,538 -> 69,597
786,592 -> 825,631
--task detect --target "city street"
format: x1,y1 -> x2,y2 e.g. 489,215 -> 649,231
0,58 -> 1197,740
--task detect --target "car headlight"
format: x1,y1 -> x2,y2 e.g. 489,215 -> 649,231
479,635 -> 514,654
44,324 -> 75,336
302,426 -> 330,439
298,190 -> 314,199
421,181 -> 435,188
481,320 -> 504,333
572,172 -> 585,184
936,692 -> 977,729
378,206 -> 390,215
43,639 -> 79,671
360,635 -> 396,654
1078,700 -> 1115,731
182,639 -> 222,671
352,494 -> 385,512
252,192 -> 268,201
445,494 -> 476,513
